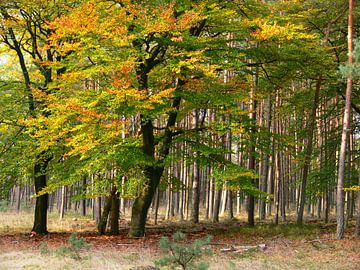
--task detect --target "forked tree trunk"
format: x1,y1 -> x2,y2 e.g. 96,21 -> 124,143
129,95 -> 181,236
130,166 -> 163,236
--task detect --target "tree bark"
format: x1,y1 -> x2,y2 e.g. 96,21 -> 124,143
129,96 -> 181,236
355,167 -> 360,237
32,157 -> 49,234
98,196 -> 112,235
81,177 -> 86,216
336,0 -> 353,240
59,186 -> 66,220
297,78 -> 321,224
191,110 -> 201,223
110,191 -> 120,235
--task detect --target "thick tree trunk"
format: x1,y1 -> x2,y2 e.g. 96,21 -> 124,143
95,197 -> 101,224
110,192 -> 120,235
130,166 -> 163,236
32,158 -> 49,234
98,195 -> 112,235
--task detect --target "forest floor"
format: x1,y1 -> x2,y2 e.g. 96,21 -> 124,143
0,210 -> 359,270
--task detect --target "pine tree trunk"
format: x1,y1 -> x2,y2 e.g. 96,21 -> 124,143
355,167 -> 360,237
81,177 -> 86,216
59,186 -> 66,220
191,110 -> 201,223
337,0 -> 353,240
297,77 -> 321,224
247,105 -> 256,226
16,186 -> 21,212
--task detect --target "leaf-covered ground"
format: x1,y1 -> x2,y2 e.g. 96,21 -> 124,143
0,212 -> 359,269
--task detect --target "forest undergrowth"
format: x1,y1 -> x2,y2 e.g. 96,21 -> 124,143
0,211 -> 359,270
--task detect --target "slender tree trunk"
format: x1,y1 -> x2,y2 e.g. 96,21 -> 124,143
16,186 -> 21,212
59,186 -> 66,220
213,187 -> 222,223
154,188 -> 160,225
247,70 -> 257,226
337,0 -> 353,240
259,99 -> 270,219
81,177 -> 86,216
297,77 -> 321,224
191,110 -> 201,223
191,158 -> 201,223
355,166 -> 360,237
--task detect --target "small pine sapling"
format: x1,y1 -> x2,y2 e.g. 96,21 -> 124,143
155,231 -> 212,270
56,233 -> 90,260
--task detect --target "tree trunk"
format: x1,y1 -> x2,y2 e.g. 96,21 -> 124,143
16,186 -> 21,212
297,77 -> 321,224
98,195 -> 112,235
212,187 -> 222,223
32,158 -> 49,234
81,177 -> 86,216
59,186 -> 66,220
191,158 -> 201,223
247,67 -> 258,226
110,191 -> 120,235
191,110 -> 201,223
337,0 -> 353,240
355,168 -> 360,237
130,166 -> 163,236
